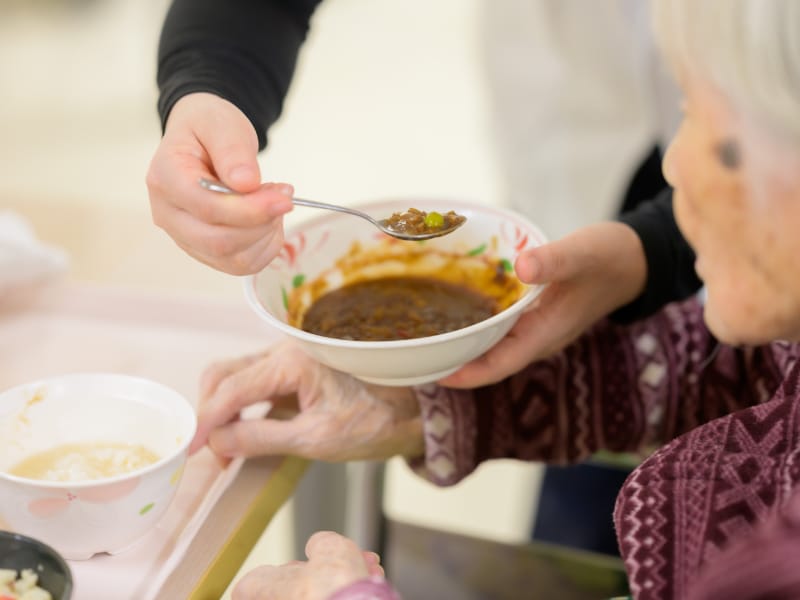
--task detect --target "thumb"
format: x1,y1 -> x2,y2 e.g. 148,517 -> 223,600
195,105 -> 262,193
515,233 -> 592,284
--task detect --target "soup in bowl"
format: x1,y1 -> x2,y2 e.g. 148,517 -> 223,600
0,373 -> 196,560
245,199 -> 548,386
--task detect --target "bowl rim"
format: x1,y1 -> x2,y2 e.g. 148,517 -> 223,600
245,278 -> 542,349
0,372 -> 196,489
0,530 -> 74,597
244,198 -> 548,348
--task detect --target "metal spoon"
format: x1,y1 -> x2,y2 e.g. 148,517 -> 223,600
198,177 -> 465,241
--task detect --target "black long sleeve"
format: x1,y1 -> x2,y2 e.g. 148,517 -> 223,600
157,7 -> 701,324
156,0 -> 322,150
611,188 -> 703,323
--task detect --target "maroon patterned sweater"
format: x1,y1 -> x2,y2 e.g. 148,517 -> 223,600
333,297 -> 800,599
412,297 -> 800,599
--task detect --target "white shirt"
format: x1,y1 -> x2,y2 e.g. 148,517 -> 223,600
481,0 -> 681,238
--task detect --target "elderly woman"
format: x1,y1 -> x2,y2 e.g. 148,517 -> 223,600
192,1 -> 800,598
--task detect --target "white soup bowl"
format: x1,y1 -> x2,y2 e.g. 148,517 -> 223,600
245,198 -> 548,386
0,373 -> 196,560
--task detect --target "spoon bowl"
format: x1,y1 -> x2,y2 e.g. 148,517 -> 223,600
198,178 -> 466,240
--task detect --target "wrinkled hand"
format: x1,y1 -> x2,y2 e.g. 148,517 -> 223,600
190,341 -> 424,460
146,92 -> 294,275
233,531 -> 383,600
440,221 -> 647,388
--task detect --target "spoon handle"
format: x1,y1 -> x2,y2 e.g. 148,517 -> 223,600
198,178 -> 375,222
291,197 -> 373,221
198,178 -> 234,194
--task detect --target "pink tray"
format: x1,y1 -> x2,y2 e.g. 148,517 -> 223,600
0,283 -> 281,600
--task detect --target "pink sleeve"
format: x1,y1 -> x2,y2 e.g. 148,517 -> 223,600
410,297 -> 794,486
686,488 -> 800,599
326,576 -> 402,600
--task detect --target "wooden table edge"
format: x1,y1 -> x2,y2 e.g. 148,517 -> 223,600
160,455 -> 308,600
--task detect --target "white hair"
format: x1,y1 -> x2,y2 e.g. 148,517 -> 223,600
652,0 -> 800,146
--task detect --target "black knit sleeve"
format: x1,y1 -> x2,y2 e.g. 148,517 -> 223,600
610,188 -> 703,323
156,0 -> 322,150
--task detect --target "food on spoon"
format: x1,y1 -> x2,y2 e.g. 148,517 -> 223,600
0,568 -> 52,600
384,207 -> 465,235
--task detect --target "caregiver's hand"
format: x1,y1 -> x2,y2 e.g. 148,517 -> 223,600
146,92 -> 295,275
233,531 -> 385,600
189,341 -> 424,460
440,221 -> 647,388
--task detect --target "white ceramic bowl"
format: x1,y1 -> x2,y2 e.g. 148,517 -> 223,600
245,199 -> 548,386
0,373 -> 196,560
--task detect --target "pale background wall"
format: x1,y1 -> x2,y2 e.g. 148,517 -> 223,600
0,0 -> 544,593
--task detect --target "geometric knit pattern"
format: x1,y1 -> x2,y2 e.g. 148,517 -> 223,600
412,297 -> 800,599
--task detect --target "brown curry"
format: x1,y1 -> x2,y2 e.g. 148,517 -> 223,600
383,208 -> 466,235
301,276 -> 496,341
287,239 -> 525,342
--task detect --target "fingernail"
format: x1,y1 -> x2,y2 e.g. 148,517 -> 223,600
277,183 -> 294,197
516,253 -> 540,282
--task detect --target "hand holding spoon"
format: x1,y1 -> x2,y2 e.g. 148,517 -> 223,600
198,178 -> 466,241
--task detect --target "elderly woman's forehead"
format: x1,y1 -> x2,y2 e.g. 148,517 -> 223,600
653,0 -> 800,148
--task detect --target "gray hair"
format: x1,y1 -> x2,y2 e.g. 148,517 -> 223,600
653,0 -> 800,146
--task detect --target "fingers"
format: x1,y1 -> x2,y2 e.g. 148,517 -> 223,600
172,219 -> 287,276
305,532 -> 373,590
191,349 -> 305,453
199,353 -> 268,400
146,92 -> 296,275
362,551 -> 385,577
152,178 -> 294,229
189,97 -> 262,194
438,310 -> 540,388
306,532 -> 371,577
207,415 -> 310,457
190,353 -> 272,454
148,123 -> 295,229
233,564 -> 299,600
233,532 -> 373,600
148,170 -> 294,274
515,231 -> 595,284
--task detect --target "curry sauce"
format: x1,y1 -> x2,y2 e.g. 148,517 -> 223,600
288,239 -> 525,342
301,276 -> 496,340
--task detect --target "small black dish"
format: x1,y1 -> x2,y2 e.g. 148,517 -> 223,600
0,530 -> 73,599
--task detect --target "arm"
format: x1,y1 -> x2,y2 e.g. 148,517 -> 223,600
148,0 -> 323,275
414,297 -> 795,486
157,0 -> 322,150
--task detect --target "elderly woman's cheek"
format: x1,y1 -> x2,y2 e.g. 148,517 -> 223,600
671,190 -> 697,251
661,139 -> 679,188
704,285 -> 760,345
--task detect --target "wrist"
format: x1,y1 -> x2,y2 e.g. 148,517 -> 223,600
327,576 -> 401,600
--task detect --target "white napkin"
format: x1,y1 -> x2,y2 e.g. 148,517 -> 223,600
0,211 -> 68,294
